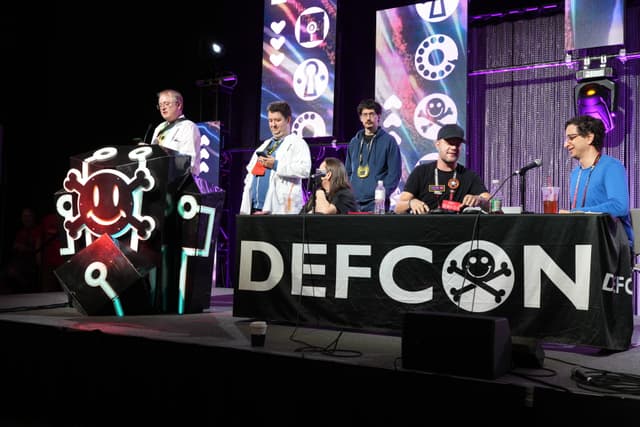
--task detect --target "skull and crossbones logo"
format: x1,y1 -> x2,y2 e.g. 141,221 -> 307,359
61,147 -> 156,245
442,241 -> 514,312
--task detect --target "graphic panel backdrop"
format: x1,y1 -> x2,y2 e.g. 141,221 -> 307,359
375,0 -> 467,187
260,0 -> 337,141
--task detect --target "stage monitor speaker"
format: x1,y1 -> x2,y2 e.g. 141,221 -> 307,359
511,336 -> 545,369
54,234 -> 153,316
402,311 -> 512,379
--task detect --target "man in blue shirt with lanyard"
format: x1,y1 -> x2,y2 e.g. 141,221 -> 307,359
395,124 -> 489,214
344,99 -> 401,212
560,115 -> 633,249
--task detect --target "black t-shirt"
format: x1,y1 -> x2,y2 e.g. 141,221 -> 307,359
404,162 -> 487,210
329,188 -> 359,214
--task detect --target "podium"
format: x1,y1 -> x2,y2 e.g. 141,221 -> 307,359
54,145 -> 225,315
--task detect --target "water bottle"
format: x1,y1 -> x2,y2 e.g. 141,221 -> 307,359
489,179 -> 503,214
374,180 -> 386,214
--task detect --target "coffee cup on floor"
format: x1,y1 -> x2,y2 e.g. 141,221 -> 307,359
249,321 -> 267,347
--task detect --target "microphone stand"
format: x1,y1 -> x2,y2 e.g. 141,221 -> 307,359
519,173 -> 532,214
305,176 -> 318,214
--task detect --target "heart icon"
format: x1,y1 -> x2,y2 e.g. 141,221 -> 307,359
200,163 -> 210,174
383,113 -> 402,128
415,3 -> 428,16
270,36 -> 285,50
270,20 -> 285,34
383,95 -> 403,110
270,53 -> 284,66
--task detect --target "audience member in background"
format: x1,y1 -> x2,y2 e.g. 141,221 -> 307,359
6,207 -> 42,293
394,124 -> 489,214
560,115 -> 633,249
344,98 -> 401,212
302,157 -> 358,214
240,101 -> 311,214
151,88 -> 201,176
40,212 -> 64,292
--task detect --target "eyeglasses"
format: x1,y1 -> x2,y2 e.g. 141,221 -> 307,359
565,134 -> 579,141
360,112 -> 377,118
156,101 -> 176,110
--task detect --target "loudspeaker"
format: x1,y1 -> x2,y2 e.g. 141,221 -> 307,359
511,336 -> 545,368
402,311 -> 512,379
54,234 -> 153,315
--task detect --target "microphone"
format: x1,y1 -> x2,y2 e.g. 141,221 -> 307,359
310,169 -> 327,179
514,159 -> 542,175
142,123 -> 153,144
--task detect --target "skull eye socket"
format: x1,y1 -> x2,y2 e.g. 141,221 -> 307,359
113,184 -> 119,206
93,185 -> 100,207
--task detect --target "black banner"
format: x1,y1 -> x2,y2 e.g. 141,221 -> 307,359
233,214 -> 633,350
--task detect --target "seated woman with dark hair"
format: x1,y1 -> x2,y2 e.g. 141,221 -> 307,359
304,157 -> 358,214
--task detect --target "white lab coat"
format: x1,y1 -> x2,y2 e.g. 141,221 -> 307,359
240,134 -> 311,214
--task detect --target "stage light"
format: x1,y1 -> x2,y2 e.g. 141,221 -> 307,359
197,37 -> 226,63
210,41 -> 225,58
574,60 -> 616,132
574,79 -> 615,132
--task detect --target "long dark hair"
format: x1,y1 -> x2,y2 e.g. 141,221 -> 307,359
323,157 -> 351,200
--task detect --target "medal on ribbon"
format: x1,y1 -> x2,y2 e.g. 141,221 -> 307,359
357,165 -> 370,178
447,177 -> 460,190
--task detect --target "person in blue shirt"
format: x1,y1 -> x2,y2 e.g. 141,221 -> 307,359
240,101 -> 311,215
344,99 -> 401,212
560,115 -> 633,249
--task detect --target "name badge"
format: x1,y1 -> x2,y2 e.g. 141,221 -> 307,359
429,184 -> 445,193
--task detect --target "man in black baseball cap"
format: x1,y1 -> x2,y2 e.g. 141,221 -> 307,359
437,124 -> 465,142
395,123 -> 490,214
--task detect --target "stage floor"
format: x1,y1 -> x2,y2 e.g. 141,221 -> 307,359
1,289 -> 640,424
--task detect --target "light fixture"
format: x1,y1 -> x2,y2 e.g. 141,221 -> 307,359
210,41 -> 225,58
574,57 -> 616,132
195,72 -> 238,90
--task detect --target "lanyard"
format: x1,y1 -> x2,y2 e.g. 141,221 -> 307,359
157,117 -> 186,144
266,137 -> 285,155
434,168 -> 458,201
358,134 -> 375,165
571,154 -> 600,209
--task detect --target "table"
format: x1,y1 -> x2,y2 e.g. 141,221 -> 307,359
233,213 -> 633,350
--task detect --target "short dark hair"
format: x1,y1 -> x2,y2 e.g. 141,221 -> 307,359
267,101 -> 292,119
565,115 -> 605,151
357,98 -> 382,116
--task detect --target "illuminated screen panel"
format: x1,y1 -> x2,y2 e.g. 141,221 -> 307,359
565,0 -> 624,51
196,121 -> 220,187
260,0 -> 337,141
375,0 -> 467,186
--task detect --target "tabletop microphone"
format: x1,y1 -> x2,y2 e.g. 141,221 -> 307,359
514,159 -> 542,175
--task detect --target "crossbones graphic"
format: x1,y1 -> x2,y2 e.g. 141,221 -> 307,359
416,96 -> 453,133
446,248 -> 511,303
